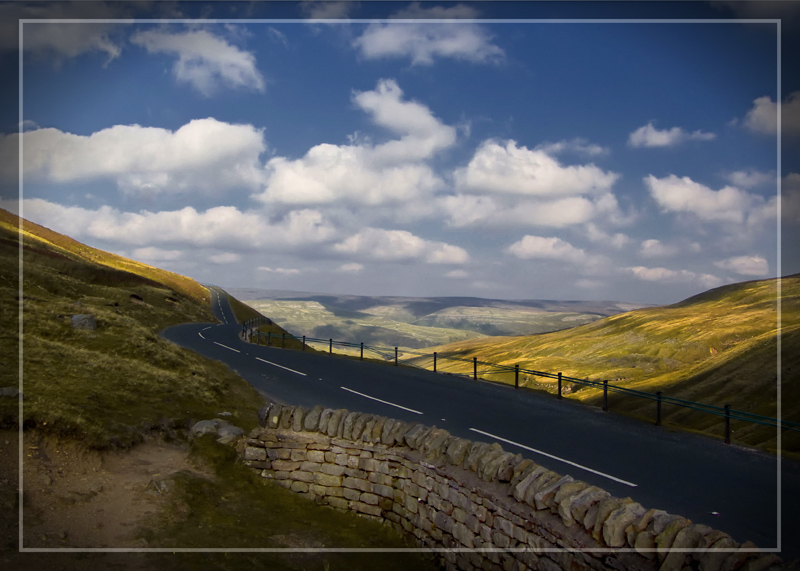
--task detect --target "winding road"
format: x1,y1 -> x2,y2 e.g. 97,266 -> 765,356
160,286 -> 800,560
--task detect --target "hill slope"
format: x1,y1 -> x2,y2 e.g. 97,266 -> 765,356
405,275 -> 800,452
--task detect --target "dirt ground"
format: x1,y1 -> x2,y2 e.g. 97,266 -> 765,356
0,428 -> 212,570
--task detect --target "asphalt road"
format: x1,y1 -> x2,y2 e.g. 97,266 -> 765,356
161,286 -> 800,560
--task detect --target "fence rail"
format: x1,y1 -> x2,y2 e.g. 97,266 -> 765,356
240,318 -> 800,445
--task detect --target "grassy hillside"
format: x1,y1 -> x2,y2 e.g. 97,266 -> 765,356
0,208 -> 287,447
405,275 -> 800,453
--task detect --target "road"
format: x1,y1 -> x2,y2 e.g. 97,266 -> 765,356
161,286 -> 800,561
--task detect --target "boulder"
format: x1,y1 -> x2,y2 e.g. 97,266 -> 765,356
71,314 -> 97,330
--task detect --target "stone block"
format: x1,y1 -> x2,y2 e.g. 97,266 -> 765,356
435,511 -> 455,534
445,437 -> 471,466
588,497 -> 630,537
353,501 -> 383,518
476,448 -> 506,481
655,517 -> 691,561
533,475 -> 574,511
313,473 -> 343,487
373,484 -> 394,499
290,481 -> 309,493
512,465 -> 549,503
634,530 -> 656,559
360,492 -> 380,505
303,405 -> 324,431
271,460 -> 301,472
321,464 -> 346,477
318,408 -> 335,434
291,406 -> 307,432
279,406 -> 294,429
453,522 -> 475,548
306,450 -> 325,463
602,501 -> 646,547
452,507 -> 467,523
343,477 -> 372,493
659,525 -> 705,571
244,446 -> 267,461
492,530 -> 511,549
328,497 -> 350,510
289,449 -> 306,462
371,416 -> 388,442
342,412 -> 361,440
381,418 -> 397,445
343,487 -> 361,501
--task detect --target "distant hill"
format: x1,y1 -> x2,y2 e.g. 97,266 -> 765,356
403,275 -> 799,453
228,288 -> 646,348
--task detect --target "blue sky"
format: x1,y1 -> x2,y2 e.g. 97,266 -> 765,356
2,1 -> 799,305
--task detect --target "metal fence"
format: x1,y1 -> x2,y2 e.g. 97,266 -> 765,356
240,317 -> 800,445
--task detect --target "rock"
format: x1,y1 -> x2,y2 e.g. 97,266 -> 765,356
190,419 -> 221,436
0,387 -> 22,399
217,424 -> 244,444
71,314 -> 97,330
602,502 -> 646,547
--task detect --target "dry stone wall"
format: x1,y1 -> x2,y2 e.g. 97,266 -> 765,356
237,401 -> 783,571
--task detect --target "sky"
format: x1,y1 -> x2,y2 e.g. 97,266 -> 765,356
1,1 -> 799,305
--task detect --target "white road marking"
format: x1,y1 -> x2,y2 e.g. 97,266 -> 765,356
468,428 -> 637,488
198,332 -> 205,339
213,342 -> 240,353
256,357 -> 307,376
202,326 -> 212,331
340,387 -> 423,415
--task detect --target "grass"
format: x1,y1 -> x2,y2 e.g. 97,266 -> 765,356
403,275 -> 800,454
135,435 -> 441,571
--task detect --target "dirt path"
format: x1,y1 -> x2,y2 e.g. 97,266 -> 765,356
1,429 -> 211,568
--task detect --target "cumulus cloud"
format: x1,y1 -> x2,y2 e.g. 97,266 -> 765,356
723,169 -> 776,189
639,239 -> 678,258
645,174 -> 766,225
536,138 -> 609,157
337,263 -> 364,273
333,228 -> 468,264
353,9 -> 503,66
622,266 -> 722,288
3,118 -> 266,196
130,28 -> 265,96
256,79 -> 454,207
584,223 -> 630,249
445,269 -> 469,279
506,235 -> 587,264
132,246 -> 182,262
258,267 -> 301,275
209,252 -> 241,264
713,255 -> 769,276
742,92 -> 800,136
17,199 -> 336,250
455,139 -> 619,197
628,122 -> 715,148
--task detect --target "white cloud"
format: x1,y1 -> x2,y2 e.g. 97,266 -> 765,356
132,246 -> 182,262
353,19 -> 503,66
536,138 -> 609,157
742,92 -> 800,136
639,239 -> 678,258
256,79 -> 454,207
393,2 -> 480,19
454,139 -> 619,197
130,29 -> 265,96
440,194 -> 605,228
645,174 -> 763,224
628,121 -> 715,148
445,269 -> 469,279
622,266 -> 722,288
723,169 -> 775,189
3,118 -> 266,196
713,255 -> 769,276
507,235 -> 587,264
584,223 -> 630,249
333,228 -> 468,264
209,252 -> 241,264
337,263 -> 364,273
258,267 -> 301,275
17,199 -> 336,250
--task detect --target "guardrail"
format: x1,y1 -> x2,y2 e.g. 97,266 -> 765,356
240,317 -> 800,445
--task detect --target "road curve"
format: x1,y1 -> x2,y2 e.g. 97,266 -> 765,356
161,286 -> 800,560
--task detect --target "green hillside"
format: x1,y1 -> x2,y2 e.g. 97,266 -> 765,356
405,275 -> 800,454
0,208 -> 290,446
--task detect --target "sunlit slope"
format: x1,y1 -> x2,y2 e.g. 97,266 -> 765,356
0,208 -> 274,447
406,275 -> 799,451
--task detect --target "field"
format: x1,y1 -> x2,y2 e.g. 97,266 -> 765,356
403,275 -> 800,454
233,288 -> 643,351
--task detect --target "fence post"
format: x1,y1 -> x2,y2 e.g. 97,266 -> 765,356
281,333 -> 285,348
433,352 -> 437,372
360,342 -> 364,361
656,392 -> 662,426
724,404 -> 731,444
557,372 -> 562,399
603,380 -> 609,412
395,347 -> 398,366
473,357 -> 477,380
302,336 -> 306,351
267,332 -> 271,346
329,339 -> 333,355
515,364 -> 519,389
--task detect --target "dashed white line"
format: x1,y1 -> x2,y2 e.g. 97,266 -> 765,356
255,357 -> 307,376
213,341 -> 240,353
340,387 -> 423,415
198,332 -> 205,339
468,428 -> 637,488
